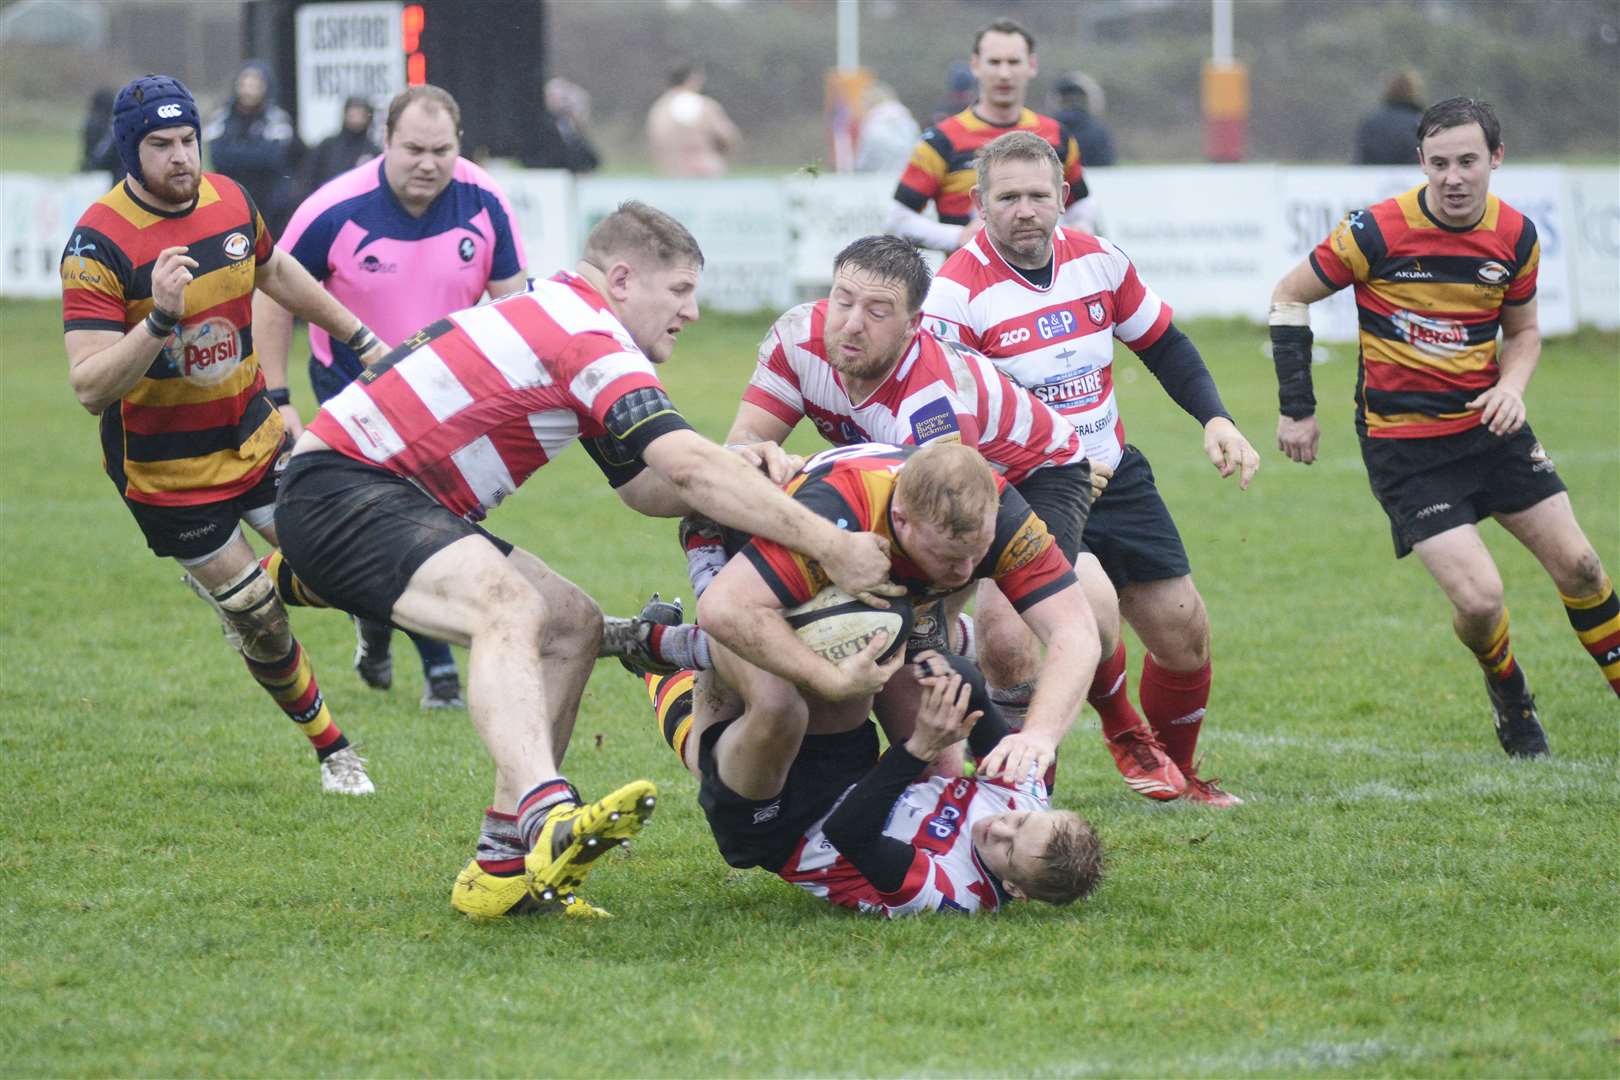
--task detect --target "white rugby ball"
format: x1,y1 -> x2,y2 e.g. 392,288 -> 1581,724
784,587 -> 913,664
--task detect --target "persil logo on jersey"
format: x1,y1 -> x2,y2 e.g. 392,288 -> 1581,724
1391,310 -> 1469,357
164,316 -> 243,385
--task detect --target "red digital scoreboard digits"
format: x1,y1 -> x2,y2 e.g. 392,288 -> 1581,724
403,4 -> 425,85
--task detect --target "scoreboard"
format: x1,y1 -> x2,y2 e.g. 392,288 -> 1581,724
248,0 -> 548,159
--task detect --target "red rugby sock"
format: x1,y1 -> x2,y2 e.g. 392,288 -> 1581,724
1088,642 -> 1144,741
1140,654 -> 1211,774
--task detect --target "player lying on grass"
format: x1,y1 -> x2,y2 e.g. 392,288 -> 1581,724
650,650 -> 1101,915
636,440 -> 1101,879
273,202 -> 899,919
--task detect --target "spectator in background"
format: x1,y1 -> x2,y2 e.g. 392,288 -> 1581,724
854,83 -> 920,175
205,60 -> 303,236
1354,69 -> 1426,165
930,62 -> 977,126
524,77 -> 601,173
647,63 -> 740,177
79,87 -> 124,180
299,96 -> 380,198
1051,72 -> 1117,167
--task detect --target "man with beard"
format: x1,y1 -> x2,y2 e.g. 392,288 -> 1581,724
62,75 -> 389,794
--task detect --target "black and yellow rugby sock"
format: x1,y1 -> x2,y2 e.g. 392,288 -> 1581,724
243,641 -> 349,760
1472,612 -> 1529,700
258,550 -> 330,608
646,670 -> 696,766
1560,577 -> 1620,696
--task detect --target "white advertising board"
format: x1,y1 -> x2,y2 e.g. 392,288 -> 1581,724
294,1 -> 405,145
783,173 -> 897,288
1084,165 -> 1283,321
576,178 -> 793,313
1566,167 -> 1619,330
484,167 -> 575,282
0,172 -> 117,299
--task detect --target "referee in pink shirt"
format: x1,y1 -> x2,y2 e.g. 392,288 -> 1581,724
255,85 -> 527,710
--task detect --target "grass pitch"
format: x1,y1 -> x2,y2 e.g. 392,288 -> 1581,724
1,298 -> 1615,1078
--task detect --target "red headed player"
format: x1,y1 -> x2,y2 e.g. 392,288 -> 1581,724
925,131 -> 1260,806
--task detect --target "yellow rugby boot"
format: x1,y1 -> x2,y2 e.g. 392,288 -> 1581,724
451,860 -> 545,919
525,780 -> 657,908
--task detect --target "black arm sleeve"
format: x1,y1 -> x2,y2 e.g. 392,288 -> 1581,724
822,745 -> 931,893
936,652 -> 1012,760
1135,323 -> 1231,427
1270,324 -> 1317,419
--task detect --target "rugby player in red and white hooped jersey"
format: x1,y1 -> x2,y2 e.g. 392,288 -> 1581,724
925,131 -> 1260,807
273,202 -> 902,920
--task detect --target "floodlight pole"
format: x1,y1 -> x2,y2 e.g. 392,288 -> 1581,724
827,0 -> 868,173
837,0 -> 859,71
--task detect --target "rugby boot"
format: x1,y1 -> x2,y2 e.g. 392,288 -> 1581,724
421,670 -> 466,710
352,616 -> 394,690
320,746 -> 375,796
1180,760 -> 1243,807
524,781 -> 658,909
1485,679 -> 1549,758
450,858 -> 615,919
600,593 -> 685,676
1106,724 -> 1186,800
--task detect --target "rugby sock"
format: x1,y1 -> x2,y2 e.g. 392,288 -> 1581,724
1472,612 -> 1530,700
646,670 -> 697,765
516,778 -> 578,852
475,809 -> 526,877
1089,642 -> 1146,740
650,624 -> 711,671
989,680 -> 1033,730
243,641 -> 349,760
258,550 -> 330,608
682,523 -> 727,602
1560,577 -> 1620,696
1140,654 -> 1212,775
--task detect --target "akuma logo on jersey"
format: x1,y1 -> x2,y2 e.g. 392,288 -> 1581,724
222,232 -> 251,260
1476,261 -> 1511,285
164,316 -> 243,386
1391,310 -> 1468,357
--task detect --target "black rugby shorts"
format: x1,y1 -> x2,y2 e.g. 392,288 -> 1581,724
274,451 -> 513,624
1360,424 -> 1568,558
1079,445 -> 1191,589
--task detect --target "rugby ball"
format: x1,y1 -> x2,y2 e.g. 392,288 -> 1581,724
785,587 -> 913,665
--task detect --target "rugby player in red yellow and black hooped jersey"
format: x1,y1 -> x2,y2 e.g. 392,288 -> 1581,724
682,441 -> 1101,877
1271,97 -> 1618,754
884,17 -> 1090,252
61,75 -> 391,795
700,441 -> 1100,781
